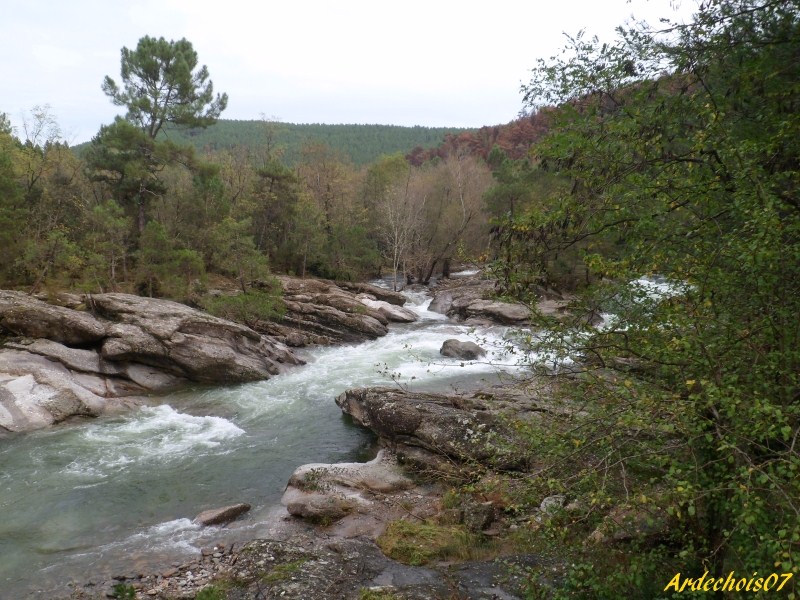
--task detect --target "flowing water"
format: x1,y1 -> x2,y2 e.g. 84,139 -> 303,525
0,286 -> 527,598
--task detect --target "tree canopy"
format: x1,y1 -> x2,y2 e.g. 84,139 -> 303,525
88,36 -> 228,237
485,0 -> 800,595
102,35 -> 228,140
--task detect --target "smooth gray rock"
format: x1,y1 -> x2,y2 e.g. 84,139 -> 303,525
0,351 -> 109,432
258,276 -> 390,346
429,279 -> 530,325
440,339 -> 486,360
282,450 -> 413,523
91,293 -> 301,382
193,503 -> 251,526
336,281 -> 408,306
0,291 -> 303,432
359,297 -> 418,323
463,299 -> 530,324
539,495 -> 566,515
336,388 -> 526,471
0,290 -> 105,345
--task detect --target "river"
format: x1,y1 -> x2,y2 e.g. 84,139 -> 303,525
0,285 -> 527,598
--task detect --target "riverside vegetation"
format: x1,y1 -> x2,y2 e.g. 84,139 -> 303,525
2,0 -> 799,597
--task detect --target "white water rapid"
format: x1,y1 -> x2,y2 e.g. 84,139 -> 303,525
0,282 -> 529,598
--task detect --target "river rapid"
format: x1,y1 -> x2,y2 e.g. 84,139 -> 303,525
0,284 -> 527,598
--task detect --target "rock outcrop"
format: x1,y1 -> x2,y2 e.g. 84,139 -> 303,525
359,297 -> 418,323
336,387 -> 529,472
0,291 -> 301,433
428,278 -> 531,325
256,277 -> 417,347
281,449 -> 414,523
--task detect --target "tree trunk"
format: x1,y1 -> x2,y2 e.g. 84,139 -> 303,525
137,195 -> 146,235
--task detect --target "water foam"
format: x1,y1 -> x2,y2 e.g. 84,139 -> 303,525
63,405 -> 244,479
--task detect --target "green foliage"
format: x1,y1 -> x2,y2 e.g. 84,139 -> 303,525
484,150 -> 580,294
0,133 -> 24,283
194,585 -> 226,600
1,39 -> 488,297
102,35 -> 227,139
111,583 -> 136,599
17,229 -> 85,291
208,216 -> 271,291
202,288 -> 285,328
376,519 -> 494,566
82,200 -> 132,291
490,1 -> 800,596
84,118 -> 195,237
261,558 -> 308,584
130,121 -> 474,167
136,221 -> 205,299
0,111 -> 12,135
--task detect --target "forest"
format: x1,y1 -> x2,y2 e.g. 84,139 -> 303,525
1,0 -> 799,595
0,73 -> 497,304
103,120 -> 475,167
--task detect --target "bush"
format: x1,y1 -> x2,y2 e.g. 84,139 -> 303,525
202,288 -> 284,327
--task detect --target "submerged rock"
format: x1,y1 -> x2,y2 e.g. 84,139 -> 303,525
193,503 -> 251,526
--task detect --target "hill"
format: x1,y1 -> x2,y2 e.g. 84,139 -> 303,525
406,110 -> 555,165
73,120 -> 475,166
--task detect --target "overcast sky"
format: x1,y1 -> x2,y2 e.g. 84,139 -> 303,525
2,0 -> 696,145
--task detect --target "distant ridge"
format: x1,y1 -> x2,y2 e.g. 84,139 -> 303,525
73,120 -> 474,166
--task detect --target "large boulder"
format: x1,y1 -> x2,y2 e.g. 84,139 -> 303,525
429,279 -> 530,325
0,291 -> 105,345
336,281 -> 408,306
0,350 -> 110,432
440,339 -> 486,360
0,291 -> 302,432
336,388 -> 527,471
256,277 -> 392,346
282,450 -> 414,523
359,297 -> 418,323
90,293 -> 300,382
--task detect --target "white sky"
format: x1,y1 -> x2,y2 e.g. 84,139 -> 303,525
1,0 -> 696,145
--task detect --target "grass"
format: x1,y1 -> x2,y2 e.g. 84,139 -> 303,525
261,558 -> 309,584
376,519 -> 500,566
359,588 -> 404,600
195,586 -> 226,600
111,583 -> 136,600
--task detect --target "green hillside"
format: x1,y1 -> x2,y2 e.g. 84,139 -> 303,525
75,120 -> 473,166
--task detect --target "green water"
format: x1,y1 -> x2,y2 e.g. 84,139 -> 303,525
0,294 -> 522,598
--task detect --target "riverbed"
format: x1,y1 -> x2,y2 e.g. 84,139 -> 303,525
0,287 -> 525,598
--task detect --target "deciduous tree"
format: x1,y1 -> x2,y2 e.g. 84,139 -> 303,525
505,1 -> 800,594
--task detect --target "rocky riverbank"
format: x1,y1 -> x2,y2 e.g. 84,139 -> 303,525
255,277 -> 415,347
65,494 -> 540,600
0,291 -> 303,433
0,277 -> 422,433
8,272 -> 554,599
61,377 -> 559,600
